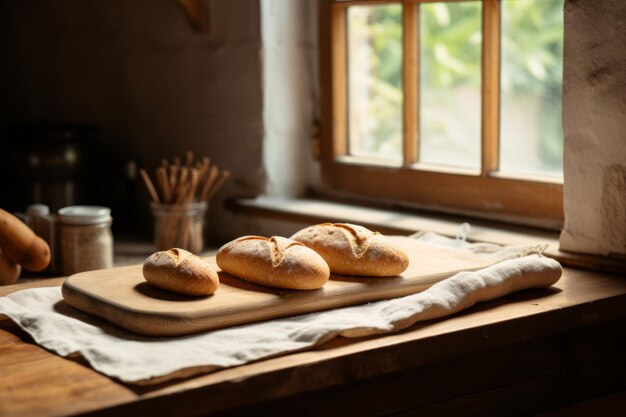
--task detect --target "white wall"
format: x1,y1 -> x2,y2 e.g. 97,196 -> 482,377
559,0 -> 626,256
261,0 -> 321,198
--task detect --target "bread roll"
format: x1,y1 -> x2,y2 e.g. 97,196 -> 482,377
0,208 -> 50,272
291,223 -> 409,276
143,248 -> 219,296
216,236 -> 330,290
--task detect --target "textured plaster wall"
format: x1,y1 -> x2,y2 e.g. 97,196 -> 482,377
559,0 -> 626,256
0,0 -> 265,242
216,0 -> 322,240
261,0 -> 321,197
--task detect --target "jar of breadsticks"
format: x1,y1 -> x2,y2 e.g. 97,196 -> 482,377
140,151 -> 230,255
150,201 -> 207,254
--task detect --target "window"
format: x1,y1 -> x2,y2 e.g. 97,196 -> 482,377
319,0 -> 565,228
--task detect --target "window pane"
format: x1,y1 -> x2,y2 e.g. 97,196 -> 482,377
419,2 -> 482,169
500,0 -> 564,176
347,5 -> 403,160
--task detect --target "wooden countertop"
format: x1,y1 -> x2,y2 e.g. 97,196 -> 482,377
2,266 -> 626,416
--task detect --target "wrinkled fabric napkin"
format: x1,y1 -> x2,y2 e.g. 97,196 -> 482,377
0,232 -> 561,384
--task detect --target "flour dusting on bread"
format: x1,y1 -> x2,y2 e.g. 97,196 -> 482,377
216,236 -> 329,290
143,248 -> 219,296
291,223 -> 409,277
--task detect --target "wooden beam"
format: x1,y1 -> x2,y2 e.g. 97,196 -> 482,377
403,0 -> 419,166
481,0 -> 501,176
331,3 -> 348,157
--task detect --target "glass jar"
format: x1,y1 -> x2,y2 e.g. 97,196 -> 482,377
58,206 -> 113,276
150,202 -> 207,254
26,204 -> 56,274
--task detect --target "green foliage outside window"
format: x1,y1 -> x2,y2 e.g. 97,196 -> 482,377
354,0 -> 564,172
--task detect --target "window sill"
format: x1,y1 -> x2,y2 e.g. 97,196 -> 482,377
228,195 -> 626,274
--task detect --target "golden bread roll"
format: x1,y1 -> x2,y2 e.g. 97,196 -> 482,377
0,208 -> 50,272
291,223 -> 409,276
143,248 -> 219,296
216,236 -> 330,290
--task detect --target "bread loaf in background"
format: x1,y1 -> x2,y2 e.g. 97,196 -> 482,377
0,208 -> 50,272
216,236 -> 330,290
291,223 -> 409,277
143,248 -> 219,296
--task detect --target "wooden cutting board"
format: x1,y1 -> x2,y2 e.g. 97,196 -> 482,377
61,237 -> 494,337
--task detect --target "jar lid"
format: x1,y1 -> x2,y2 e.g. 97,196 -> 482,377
27,204 -> 50,217
58,206 -> 112,225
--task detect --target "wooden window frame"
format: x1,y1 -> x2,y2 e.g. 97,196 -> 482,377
319,0 -> 564,229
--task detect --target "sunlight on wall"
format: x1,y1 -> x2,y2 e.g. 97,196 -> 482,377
261,0 -> 321,198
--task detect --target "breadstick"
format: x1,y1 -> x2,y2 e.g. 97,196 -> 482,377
139,169 -> 160,204
205,170 -> 230,201
200,165 -> 219,201
157,167 -> 171,204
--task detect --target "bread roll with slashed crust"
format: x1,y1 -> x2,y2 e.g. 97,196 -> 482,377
291,223 -> 409,277
216,236 -> 330,290
143,248 -> 219,296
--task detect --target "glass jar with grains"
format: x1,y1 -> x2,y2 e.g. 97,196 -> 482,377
57,206 -> 113,276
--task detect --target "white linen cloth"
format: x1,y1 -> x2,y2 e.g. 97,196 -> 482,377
0,232 -> 561,384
